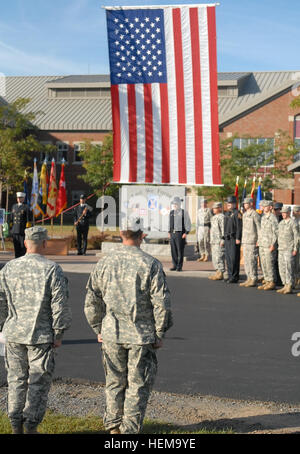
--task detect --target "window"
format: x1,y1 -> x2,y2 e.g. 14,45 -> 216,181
294,115 -> 300,161
56,142 -> 69,163
73,143 -> 84,164
233,137 -> 275,167
49,87 -> 111,99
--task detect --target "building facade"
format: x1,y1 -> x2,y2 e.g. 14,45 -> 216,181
1,71 -> 300,208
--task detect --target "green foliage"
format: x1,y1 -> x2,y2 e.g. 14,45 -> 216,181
77,133 -> 119,198
290,96 -> 300,109
0,98 -> 55,196
197,131 -> 296,201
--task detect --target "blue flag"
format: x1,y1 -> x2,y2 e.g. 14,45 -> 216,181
256,182 -> 262,212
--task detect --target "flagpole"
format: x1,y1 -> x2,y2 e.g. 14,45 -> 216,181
51,217 -> 54,238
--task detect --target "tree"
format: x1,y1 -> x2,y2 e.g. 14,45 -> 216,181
0,98 -> 54,206
197,131 -> 297,202
77,133 -> 119,198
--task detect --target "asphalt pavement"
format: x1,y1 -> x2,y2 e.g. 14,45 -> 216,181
1,252 -> 300,404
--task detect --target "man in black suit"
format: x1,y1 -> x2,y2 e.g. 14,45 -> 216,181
168,197 -> 191,272
11,192 -> 32,258
73,194 -> 93,255
224,195 -> 243,283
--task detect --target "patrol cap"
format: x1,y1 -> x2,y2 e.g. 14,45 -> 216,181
212,202 -> 222,209
281,205 -> 291,213
79,193 -> 86,199
243,197 -> 253,204
261,200 -> 273,207
171,196 -> 182,206
121,216 -> 144,232
293,205 -> 300,212
16,192 -> 26,198
25,226 -> 50,242
226,196 -> 237,204
274,202 -> 283,210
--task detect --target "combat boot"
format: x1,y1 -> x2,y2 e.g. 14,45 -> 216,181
282,284 -> 292,294
24,426 -> 39,434
244,279 -> 257,288
258,282 -> 268,290
276,285 -> 286,294
197,256 -> 204,262
239,279 -> 250,287
203,254 -> 209,262
110,427 -> 121,434
210,271 -> 223,281
11,423 -> 23,435
263,282 -> 276,291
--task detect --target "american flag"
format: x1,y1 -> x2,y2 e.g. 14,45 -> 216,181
106,4 -> 221,186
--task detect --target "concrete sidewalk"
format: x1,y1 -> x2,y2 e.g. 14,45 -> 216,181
0,249 -> 220,277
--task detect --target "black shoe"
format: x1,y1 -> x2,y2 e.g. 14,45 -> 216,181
176,268 -> 182,272
169,267 -> 177,271
227,279 -> 238,284
77,251 -> 83,255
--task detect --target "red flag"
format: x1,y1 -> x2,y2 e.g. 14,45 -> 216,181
46,159 -> 57,218
56,162 -> 67,217
106,4 -> 221,186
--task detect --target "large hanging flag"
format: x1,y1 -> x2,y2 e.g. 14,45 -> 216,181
30,158 -> 43,217
46,159 -> 57,218
105,4 -> 221,186
56,160 -> 67,217
256,177 -> 262,213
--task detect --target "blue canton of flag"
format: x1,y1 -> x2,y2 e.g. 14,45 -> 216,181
107,9 -> 167,85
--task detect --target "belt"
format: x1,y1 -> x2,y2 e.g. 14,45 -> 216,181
171,230 -> 184,233
225,234 -> 236,240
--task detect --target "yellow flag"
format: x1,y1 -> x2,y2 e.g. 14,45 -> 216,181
46,159 -> 57,218
40,161 -> 48,205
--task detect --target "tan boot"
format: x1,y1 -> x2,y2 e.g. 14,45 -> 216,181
258,282 -> 268,290
240,279 -> 250,287
110,427 -> 121,434
263,282 -> 276,291
198,256 -> 204,262
210,271 -> 223,281
282,284 -> 292,294
203,254 -> 209,262
244,279 -> 257,288
277,286 -> 286,294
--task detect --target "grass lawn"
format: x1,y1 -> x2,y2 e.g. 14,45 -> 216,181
0,411 -> 232,434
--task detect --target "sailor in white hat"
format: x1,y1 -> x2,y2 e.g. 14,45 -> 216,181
11,191 -> 32,258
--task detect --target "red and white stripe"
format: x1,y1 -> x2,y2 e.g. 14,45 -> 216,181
111,4 -> 221,186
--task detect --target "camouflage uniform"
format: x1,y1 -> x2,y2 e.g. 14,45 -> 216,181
0,228 -> 71,433
210,212 -> 225,273
258,211 -> 278,283
241,208 -> 261,282
278,217 -> 298,286
84,244 -> 172,434
293,211 -> 300,284
197,207 -> 213,258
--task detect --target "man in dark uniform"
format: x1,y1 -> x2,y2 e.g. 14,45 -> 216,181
73,194 -> 93,255
224,195 -> 243,283
11,192 -> 32,258
168,197 -> 191,272
273,202 -> 283,285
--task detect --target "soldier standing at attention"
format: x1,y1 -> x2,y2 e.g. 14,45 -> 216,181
240,197 -> 261,288
293,206 -> 300,289
168,197 -> 191,272
73,194 -> 93,255
11,192 -> 32,258
276,206 -> 298,295
257,201 -> 278,291
273,202 -> 283,285
224,196 -> 243,283
0,226 -> 71,434
197,199 -> 213,262
209,202 -> 225,281
84,218 -> 172,435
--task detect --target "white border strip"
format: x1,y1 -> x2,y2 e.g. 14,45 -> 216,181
135,83 -> 146,183
119,84 -> 130,183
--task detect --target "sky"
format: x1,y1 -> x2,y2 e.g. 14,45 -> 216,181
0,0 -> 299,76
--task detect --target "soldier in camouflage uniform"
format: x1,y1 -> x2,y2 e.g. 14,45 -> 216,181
208,202 -> 225,281
257,201 -> 278,291
276,206 -> 298,295
0,226 -> 71,434
240,197 -> 261,287
84,217 -> 173,435
293,206 -> 300,289
197,199 -> 213,262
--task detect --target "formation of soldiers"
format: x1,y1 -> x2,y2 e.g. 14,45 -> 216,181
197,196 -> 300,295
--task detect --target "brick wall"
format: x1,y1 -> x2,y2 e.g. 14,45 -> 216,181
220,89 -> 300,204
